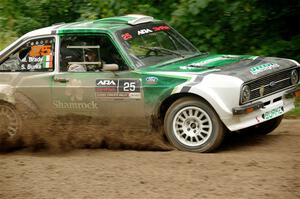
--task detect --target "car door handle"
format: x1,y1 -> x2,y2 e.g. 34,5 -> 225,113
53,77 -> 69,83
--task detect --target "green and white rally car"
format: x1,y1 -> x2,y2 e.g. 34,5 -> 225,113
0,15 -> 299,152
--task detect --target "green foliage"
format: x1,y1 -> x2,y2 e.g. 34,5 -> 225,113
0,0 -> 300,62
171,0 -> 300,61
0,30 -> 17,50
286,97 -> 300,118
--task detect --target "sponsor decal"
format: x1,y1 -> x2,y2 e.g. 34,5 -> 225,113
145,76 -> 158,84
121,33 -> 133,40
96,79 -> 117,86
152,26 -> 170,31
26,55 -> 53,69
53,100 -> 98,109
95,79 -> 141,99
28,57 -> 43,63
262,107 -> 284,120
29,45 -> 52,57
21,55 -> 53,70
120,24 -> 171,40
23,63 -> 42,70
21,38 -> 54,71
250,63 -> 280,75
137,28 -> 153,35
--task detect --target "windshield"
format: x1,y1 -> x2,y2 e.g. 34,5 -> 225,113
116,23 -> 200,68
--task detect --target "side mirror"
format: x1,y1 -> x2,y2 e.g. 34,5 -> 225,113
102,63 -> 119,72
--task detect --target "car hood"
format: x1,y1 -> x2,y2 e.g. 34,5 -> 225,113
139,54 -> 299,81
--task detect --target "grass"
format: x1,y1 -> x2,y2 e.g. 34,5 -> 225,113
285,96 -> 300,118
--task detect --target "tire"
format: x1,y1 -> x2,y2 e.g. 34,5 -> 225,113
164,97 -> 225,153
0,102 -> 22,149
242,115 -> 283,135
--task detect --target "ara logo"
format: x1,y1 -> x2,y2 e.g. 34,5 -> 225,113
96,79 -> 117,86
137,29 -> 153,35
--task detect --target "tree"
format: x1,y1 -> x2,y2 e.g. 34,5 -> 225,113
0,0 -> 299,61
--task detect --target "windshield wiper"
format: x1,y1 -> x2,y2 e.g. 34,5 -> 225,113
140,46 -> 185,58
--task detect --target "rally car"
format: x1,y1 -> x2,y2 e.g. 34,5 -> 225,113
0,14 -> 299,152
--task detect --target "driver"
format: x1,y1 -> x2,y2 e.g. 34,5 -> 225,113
86,49 -> 102,71
68,49 -> 101,72
86,49 -> 97,62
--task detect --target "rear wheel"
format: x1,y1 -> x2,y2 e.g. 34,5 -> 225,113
164,97 -> 225,152
0,102 -> 22,148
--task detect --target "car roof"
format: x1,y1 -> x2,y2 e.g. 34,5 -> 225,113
0,14 -> 159,58
24,14 -> 159,37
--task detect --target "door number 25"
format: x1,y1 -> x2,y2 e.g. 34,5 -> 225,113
123,82 -> 136,92
118,80 -> 140,93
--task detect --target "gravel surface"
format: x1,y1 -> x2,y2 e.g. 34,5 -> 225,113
0,119 -> 299,199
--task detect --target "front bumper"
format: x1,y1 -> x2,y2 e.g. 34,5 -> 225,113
232,87 -> 300,115
224,88 -> 299,131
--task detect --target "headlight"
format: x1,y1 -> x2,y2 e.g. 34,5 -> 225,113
241,85 -> 251,104
291,69 -> 299,85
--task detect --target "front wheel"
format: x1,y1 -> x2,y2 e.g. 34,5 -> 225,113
164,97 -> 225,153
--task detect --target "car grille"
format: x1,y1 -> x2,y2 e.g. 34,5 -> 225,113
246,68 -> 299,102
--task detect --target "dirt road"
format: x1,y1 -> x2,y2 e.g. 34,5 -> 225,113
0,120 -> 299,199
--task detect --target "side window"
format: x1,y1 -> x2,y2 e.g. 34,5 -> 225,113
60,35 -> 128,72
0,37 -> 55,72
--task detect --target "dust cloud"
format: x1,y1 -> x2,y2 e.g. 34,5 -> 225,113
0,115 -> 173,152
